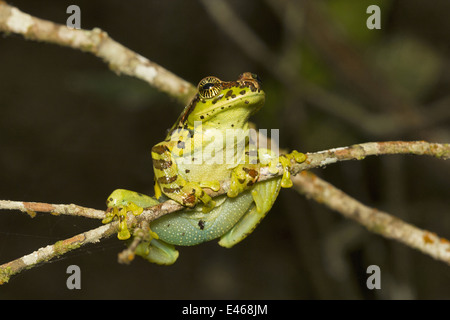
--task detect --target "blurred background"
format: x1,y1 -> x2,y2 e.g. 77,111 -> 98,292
0,0 -> 449,299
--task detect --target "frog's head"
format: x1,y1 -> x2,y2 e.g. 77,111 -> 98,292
177,72 -> 265,130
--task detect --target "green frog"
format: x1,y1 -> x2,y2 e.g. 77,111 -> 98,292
103,72 -> 306,265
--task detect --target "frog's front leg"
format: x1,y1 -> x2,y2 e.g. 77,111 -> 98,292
152,142 -> 219,212
227,149 -> 306,198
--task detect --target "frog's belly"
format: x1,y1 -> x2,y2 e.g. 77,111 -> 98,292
151,191 -> 254,246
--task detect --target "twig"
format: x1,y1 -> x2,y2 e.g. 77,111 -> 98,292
0,200 -> 105,219
289,141 -> 450,176
292,171 -> 450,266
0,1 -> 196,104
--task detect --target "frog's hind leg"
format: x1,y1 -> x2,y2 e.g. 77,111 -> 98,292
218,178 -> 281,248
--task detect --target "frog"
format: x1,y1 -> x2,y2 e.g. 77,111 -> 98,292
103,72 -> 306,265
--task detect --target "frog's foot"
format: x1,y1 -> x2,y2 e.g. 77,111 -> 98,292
278,150 -> 307,188
177,181 -> 219,213
227,164 -> 260,198
103,201 -> 144,240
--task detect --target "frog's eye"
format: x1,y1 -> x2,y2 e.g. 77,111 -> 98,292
197,76 -> 222,99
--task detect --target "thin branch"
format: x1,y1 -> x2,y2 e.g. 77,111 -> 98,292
0,200 -> 105,219
0,1 -> 196,104
292,171 -> 450,266
289,141 -> 450,176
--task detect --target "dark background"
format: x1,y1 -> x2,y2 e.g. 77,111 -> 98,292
0,0 -> 449,299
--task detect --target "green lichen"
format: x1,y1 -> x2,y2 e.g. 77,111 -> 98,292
53,239 -> 83,257
434,143 -> 450,159
0,266 -> 13,285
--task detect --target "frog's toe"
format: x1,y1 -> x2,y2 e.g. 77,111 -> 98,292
196,188 -> 216,212
181,183 -> 216,212
199,180 -> 221,192
201,198 -> 216,213
227,165 -> 259,198
279,150 -> 307,188
103,202 -> 145,240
